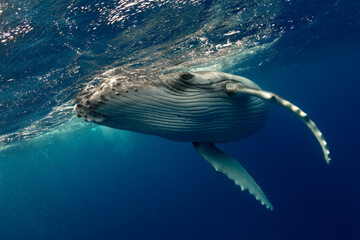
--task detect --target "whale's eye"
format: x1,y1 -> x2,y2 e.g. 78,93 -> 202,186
180,73 -> 193,80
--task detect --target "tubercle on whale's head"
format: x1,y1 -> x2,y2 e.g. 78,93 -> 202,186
74,102 -> 105,123
73,69 -> 158,123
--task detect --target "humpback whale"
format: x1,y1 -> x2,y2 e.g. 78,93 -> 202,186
74,71 -> 331,210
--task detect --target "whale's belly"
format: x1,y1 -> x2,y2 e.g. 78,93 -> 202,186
76,86 -> 269,143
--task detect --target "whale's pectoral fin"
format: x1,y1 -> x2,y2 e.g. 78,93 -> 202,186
193,142 -> 274,210
225,83 -> 331,164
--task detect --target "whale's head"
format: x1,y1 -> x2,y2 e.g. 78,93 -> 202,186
74,71 -> 269,142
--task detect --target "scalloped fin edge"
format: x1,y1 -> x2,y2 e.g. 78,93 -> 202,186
193,142 -> 274,210
225,83 -> 331,164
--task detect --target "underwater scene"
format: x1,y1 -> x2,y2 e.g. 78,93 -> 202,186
1,0 -> 360,239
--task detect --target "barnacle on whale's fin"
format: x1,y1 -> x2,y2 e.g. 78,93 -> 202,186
225,83 -> 331,164
193,142 -> 274,210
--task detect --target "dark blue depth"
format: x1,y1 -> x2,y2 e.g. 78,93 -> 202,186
0,0 -> 360,239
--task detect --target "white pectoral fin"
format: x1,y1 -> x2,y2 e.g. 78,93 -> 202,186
193,142 -> 274,210
225,83 -> 331,164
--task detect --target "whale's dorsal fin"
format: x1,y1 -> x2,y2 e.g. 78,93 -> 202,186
193,142 -> 274,210
225,83 -> 331,164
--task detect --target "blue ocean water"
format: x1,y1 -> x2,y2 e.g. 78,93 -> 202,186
1,0 -> 360,239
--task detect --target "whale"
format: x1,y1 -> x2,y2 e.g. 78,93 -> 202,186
74,70 -> 331,210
